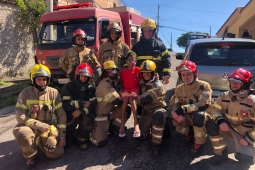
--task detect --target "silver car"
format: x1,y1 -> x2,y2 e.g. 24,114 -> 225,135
175,38 -> 255,102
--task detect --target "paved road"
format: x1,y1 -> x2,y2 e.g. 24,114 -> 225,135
0,52 -> 254,170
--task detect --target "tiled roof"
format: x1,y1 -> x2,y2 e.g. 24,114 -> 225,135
0,0 -> 17,5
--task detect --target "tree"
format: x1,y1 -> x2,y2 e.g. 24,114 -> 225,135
16,0 -> 46,30
176,32 -> 192,48
176,31 -> 208,48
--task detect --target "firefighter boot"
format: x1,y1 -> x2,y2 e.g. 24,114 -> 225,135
209,148 -> 228,166
190,143 -> 204,158
152,144 -> 160,156
74,136 -> 88,151
26,155 -> 37,169
235,152 -> 254,165
185,126 -> 194,143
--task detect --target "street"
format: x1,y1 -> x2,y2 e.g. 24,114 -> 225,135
0,52 -> 254,170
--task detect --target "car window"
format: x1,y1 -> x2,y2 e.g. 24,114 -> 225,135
190,42 -> 255,66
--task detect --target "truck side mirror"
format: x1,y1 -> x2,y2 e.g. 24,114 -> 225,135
176,54 -> 184,60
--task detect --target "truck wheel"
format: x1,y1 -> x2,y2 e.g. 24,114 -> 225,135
165,88 -> 175,109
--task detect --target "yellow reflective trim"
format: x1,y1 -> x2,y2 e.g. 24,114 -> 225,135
163,68 -> 171,72
55,102 -> 62,109
212,103 -> 222,110
250,131 -> 255,139
194,130 -> 206,138
211,112 -> 223,120
26,99 -> 52,105
97,97 -> 103,102
16,102 -> 28,110
225,114 -> 238,121
187,104 -> 197,112
89,97 -> 96,101
83,108 -> 89,114
152,134 -> 162,138
95,116 -> 108,121
152,125 -> 164,131
152,57 -> 160,61
74,100 -> 79,109
58,124 -> 66,129
161,50 -> 168,56
41,130 -> 49,138
25,118 -> 35,126
62,96 -> 71,100
137,56 -> 153,60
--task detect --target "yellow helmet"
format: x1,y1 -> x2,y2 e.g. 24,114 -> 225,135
141,18 -> 157,29
103,60 -> 118,70
30,64 -> 51,83
107,22 -> 122,32
140,60 -> 156,73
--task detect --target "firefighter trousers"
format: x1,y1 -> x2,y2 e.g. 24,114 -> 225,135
209,125 -> 254,157
13,124 -> 64,159
139,108 -> 167,145
90,105 -> 122,147
172,112 -> 209,145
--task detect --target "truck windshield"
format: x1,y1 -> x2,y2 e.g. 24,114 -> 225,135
39,19 -> 96,47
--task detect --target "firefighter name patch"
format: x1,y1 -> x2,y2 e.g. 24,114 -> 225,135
202,92 -> 209,99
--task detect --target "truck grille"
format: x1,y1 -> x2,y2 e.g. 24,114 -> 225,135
46,56 -> 60,67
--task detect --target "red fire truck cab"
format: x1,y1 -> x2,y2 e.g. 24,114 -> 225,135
35,2 -> 145,84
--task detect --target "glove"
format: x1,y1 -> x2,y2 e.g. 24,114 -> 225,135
44,125 -> 59,153
88,100 -> 97,113
25,119 -> 50,132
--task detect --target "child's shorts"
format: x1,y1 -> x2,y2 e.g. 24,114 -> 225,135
122,89 -> 139,98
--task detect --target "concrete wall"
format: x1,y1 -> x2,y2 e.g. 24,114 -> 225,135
216,0 -> 255,39
0,2 -> 34,79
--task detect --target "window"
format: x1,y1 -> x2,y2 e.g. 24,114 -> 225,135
100,20 -> 109,40
39,19 -> 96,47
190,42 -> 255,66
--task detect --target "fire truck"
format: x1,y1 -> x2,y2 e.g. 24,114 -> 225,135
35,2 -> 146,84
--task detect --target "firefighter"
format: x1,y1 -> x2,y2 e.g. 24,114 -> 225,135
98,22 -> 130,69
137,60 -> 168,155
169,60 -> 212,157
61,63 -> 97,151
13,64 -> 66,169
208,68 -> 255,165
132,18 -> 171,84
89,60 -> 131,146
59,29 -> 101,81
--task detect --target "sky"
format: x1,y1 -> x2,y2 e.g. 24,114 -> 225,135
119,0 -> 250,52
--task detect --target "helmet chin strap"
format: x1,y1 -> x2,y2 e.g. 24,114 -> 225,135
32,77 -> 49,91
183,74 -> 195,85
33,83 -> 47,91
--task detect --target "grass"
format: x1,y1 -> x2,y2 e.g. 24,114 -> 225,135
0,81 -> 30,109
0,81 -> 12,86
0,95 -> 17,109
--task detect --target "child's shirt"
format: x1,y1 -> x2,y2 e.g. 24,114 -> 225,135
120,66 -> 141,90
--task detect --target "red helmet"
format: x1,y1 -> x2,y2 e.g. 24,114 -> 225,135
228,68 -> 252,90
75,63 -> 93,78
178,60 -> 197,79
72,29 -> 87,46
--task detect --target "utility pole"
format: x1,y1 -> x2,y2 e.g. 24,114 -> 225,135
210,26 -> 211,37
170,32 -> 172,50
46,0 -> 53,40
157,4 -> 160,33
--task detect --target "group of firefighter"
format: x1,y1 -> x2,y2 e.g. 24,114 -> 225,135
12,18 -> 255,169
